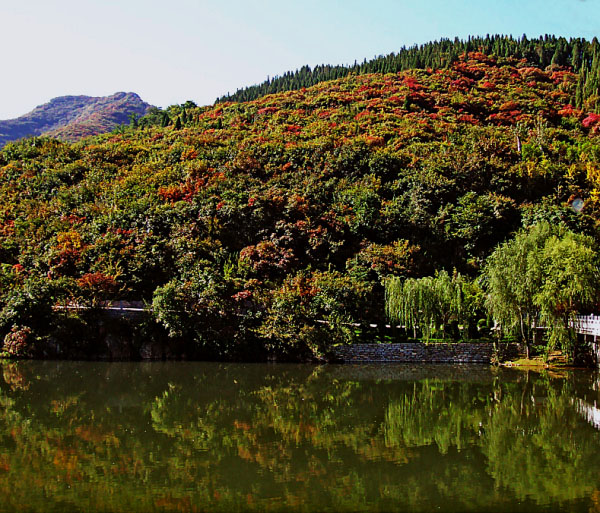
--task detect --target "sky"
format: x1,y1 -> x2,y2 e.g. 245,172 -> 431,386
0,0 -> 598,119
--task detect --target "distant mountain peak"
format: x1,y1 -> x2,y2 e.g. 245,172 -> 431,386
0,92 -> 154,147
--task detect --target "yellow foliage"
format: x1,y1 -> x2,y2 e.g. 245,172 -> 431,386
56,231 -> 83,251
586,162 -> 600,186
589,189 -> 600,204
566,164 -> 578,181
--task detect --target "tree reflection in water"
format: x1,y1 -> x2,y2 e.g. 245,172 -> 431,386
0,360 -> 599,512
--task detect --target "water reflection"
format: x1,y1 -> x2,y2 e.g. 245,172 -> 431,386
0,361 -> 599,512
576,399 -> 600,430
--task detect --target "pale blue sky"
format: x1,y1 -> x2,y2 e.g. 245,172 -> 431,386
0,0 -> 598,118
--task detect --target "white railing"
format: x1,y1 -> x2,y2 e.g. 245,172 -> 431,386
54,300 -> 147,312
574,315 -> 600,336
49,304 -> 600,336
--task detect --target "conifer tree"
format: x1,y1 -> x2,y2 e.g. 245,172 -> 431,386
571,40 -> 582,70
575,72 -> 584,109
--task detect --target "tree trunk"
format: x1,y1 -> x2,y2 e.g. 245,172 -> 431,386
530,317 -> 537,359
520,370 -> 530,415
520,312 -> 531,359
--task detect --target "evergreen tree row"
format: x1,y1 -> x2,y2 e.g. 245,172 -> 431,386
218,34 -> 600,111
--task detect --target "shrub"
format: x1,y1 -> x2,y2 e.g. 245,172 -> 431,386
2,325 -> 34,358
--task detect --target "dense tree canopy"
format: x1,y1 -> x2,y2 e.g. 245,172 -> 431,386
1,46 -> 600,360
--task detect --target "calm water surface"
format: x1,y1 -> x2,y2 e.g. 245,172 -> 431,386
0,360 -> 599,512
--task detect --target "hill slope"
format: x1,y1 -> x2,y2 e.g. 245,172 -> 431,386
0,92 -> 153,146
1,52 -> 600,359
218,34 -> 600,113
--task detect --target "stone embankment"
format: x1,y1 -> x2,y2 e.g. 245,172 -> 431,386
332,342 -> 521,364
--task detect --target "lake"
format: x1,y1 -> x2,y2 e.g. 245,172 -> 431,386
0,360 -> 599,512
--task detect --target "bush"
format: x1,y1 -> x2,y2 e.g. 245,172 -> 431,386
2,326 -> 34,358
255,270 -> 375,360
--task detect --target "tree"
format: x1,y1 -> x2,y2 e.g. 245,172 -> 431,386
151,266 -> 235,358
386,270 -> 471,340
483,222 -> 598,359
482,223 -> 549,356
255,270 -> 374,359
535,231 -> 598,355
128,113 -> 139,129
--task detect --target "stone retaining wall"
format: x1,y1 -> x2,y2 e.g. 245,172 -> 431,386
332,342 -> 521,364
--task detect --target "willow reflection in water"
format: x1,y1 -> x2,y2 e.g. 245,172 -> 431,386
0,361 -> 599,512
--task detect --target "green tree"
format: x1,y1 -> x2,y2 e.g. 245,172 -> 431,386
535,231 -> 598,355
483,222 -> 598,359
483,223 -> 549,356
256,270 -> 373,359
128,113 -> 139,129
151,266 -> 235,357
386,270 -> 469,340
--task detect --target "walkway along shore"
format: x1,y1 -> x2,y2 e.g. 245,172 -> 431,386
47,302 -> 600,365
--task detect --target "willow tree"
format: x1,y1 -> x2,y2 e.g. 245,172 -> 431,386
483,222 -> 599,358
535,230 -> 598,355
386,270 -> 466,340
482,222 -> 551,357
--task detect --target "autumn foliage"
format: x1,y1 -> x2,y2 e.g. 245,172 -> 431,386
1,42 -> 600,360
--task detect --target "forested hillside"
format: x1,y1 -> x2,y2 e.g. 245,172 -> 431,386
219,35 -> 600,114
0,92 -> 153,147
1,45 -> 600,360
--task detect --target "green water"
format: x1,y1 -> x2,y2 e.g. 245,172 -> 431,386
1,361 -> 599,512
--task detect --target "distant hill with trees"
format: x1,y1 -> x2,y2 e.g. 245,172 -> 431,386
0,92 -> 153,147
218,34 -> 600,113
